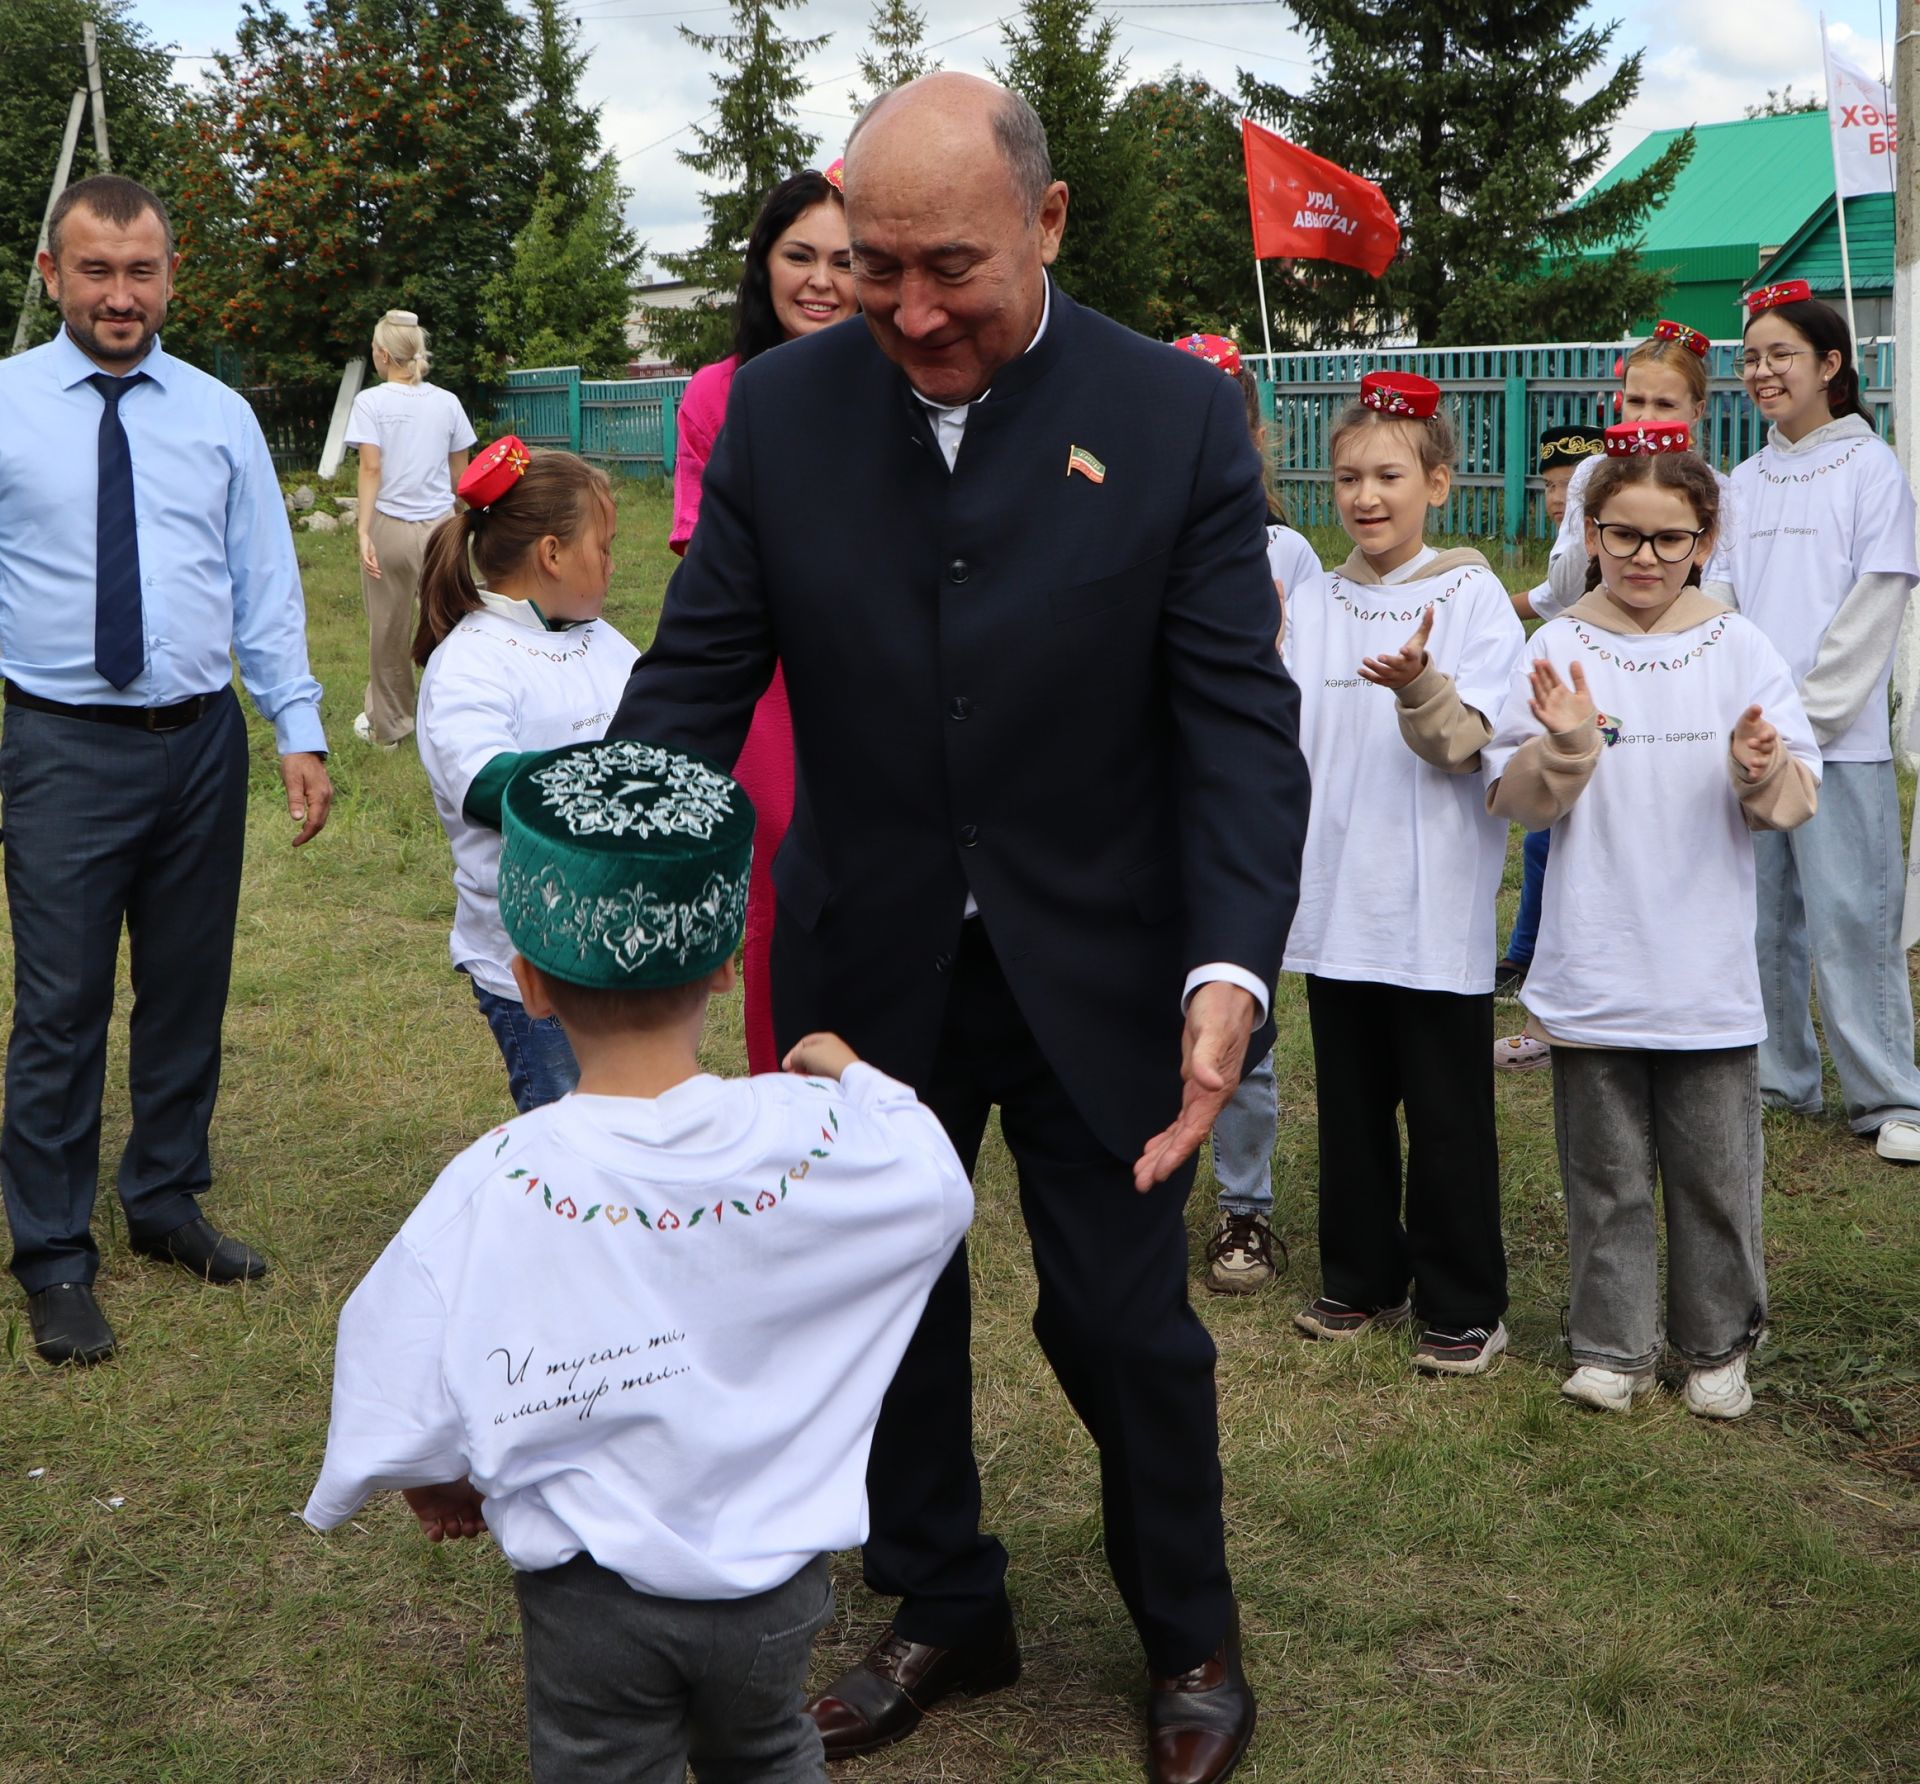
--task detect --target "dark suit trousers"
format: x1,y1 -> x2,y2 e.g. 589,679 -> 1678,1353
1,691 -> 249,1294
1304,975 -> 1507,1329
864,919 -> 1233,1676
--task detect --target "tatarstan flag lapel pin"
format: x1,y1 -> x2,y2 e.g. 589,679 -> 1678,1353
1067,444 -> 1106,484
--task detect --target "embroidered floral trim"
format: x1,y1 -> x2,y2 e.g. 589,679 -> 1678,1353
516,861 -> 749,976
505,1088 -> 841,1234
1568,616 -> 1728,672
1754,440 -> 1867,484
1330,568 -> 1474,625
527,739 -> 739,842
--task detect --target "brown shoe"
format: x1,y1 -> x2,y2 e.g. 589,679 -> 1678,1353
1147,1603 -> 1255,1784
806,1615 -> 1021,1760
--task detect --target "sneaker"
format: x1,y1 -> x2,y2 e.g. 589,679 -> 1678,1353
1411,1320 -> 1508,1376
1493,958 -> 1527,999
1875,1120 -> 1920,1163
1685,1354 -> 1753,1419
1293,1294 -> 1411,1340
1560,1363 -> 1655,1412
1205,1210 -> 1285,1295
1494,1033 -> 1551,1072
352,710 -> 398,751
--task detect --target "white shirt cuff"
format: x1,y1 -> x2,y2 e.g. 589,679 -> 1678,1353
1182,963 -> 1270,1020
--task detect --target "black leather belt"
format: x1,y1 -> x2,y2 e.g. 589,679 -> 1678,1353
3,680 -> 221,732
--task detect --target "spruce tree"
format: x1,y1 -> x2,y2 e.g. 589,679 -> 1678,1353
991,0 -> 1154,333
1247,1 -> 1694,346
647,0 -> 827,372
523,0 -> 601,225
849,0 -> 939,114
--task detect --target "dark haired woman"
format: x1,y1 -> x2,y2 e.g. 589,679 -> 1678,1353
671,165 -> 855,1073
1730,282 -> 1920,1162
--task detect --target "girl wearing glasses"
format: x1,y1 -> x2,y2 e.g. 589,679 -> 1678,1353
1486,430 -> 1820,1419
1531,321 -> 1739,624
1730,282 -> 1920,1164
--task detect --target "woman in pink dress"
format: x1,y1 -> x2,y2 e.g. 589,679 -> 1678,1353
671,165 -> 856,1071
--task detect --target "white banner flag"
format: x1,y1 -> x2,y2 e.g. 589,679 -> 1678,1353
1823,29 -> 1898,198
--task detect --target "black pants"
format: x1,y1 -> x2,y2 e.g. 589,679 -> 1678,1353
1304,975 -> 1506,1329
0,692 -> 249,1293
862,920 -> 1232,1676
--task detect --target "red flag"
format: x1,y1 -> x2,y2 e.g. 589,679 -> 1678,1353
1240,118 -> 1400,278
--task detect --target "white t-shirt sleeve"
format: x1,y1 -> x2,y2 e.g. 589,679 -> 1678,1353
1453,571 -> 1528,720
419,645 -> 523,816
838,1062 -> 976,1256
345,389 -> 378,449
1748,628 -> 1824,785
1854,450 -> 1920,582
1481,630 -> 1549,787
304,1235 -> 466,1529
445,389 -> 479,454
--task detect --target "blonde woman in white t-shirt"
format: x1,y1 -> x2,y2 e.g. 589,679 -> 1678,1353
1284,371 -> 1525,1379
345,310 -> 478,748
1486,441 -> 1821,1420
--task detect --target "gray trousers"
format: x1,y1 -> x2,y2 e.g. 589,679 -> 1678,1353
515,1552 -> 833,1784
1552,1045 -> 1767,1372
1210,1044 -> 1276,1217
0,692 -> 249,1294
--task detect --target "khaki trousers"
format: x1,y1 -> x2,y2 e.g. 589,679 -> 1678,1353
360,507 -> 444,743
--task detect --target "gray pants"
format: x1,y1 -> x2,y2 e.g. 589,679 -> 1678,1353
1552,1045 -> 1767,1372
515,1552 -> 833,1783
1210,1044 -> 1276,1217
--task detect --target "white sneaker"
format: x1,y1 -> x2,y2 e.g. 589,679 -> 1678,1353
352,710 -> 398,752
1685,1354 -> 1753,1420
1494,1033 -> 1551,1072
1561,1364 -> 1655,1413
1875,1120 -> 1920,1163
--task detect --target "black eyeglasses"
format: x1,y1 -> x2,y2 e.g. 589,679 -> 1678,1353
1734,346 -> 1807,376
1595,522 -> 1709,563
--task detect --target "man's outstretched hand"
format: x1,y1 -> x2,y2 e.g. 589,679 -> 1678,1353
1132,980 -> 1259,1192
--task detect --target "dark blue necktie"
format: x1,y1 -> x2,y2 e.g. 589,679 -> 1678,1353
88,371 -> 149,690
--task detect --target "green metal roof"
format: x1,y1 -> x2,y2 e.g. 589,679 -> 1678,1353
1582,111 -> 1837,256
1745,192 -> 1895,293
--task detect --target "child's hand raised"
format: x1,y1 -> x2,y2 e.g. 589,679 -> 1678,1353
1731,704 -> 1779,780
1357,605 -> 1434,691
402,1479 -> 487,1542
783,1033 -> 860,1080
1528,659 -> 1596,735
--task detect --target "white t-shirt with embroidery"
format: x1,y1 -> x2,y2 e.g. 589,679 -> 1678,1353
1484,609 -> 1820,1048
304,1065 -> 974,1601
346,382 -> 479,523
1282,547 -> 1526,992
1538,454 -> 1740,623
417,593 -> 640,997
1267,523 -> 1323,608
1729,427 -> 1919,763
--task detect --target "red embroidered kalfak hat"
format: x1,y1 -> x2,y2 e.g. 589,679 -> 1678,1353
1359,370 -> 1440,418
1173,333 -> 1242,376
1651,318 -> 1709,357
1746,279 -> 1812,316
460,434 -> 532,510
1605,420 -> 1691,457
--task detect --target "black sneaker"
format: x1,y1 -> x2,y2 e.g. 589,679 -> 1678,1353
1411,1320 -> 1509,1376
1292,1294 -> 1412,1339
1493,959 -> 1527,999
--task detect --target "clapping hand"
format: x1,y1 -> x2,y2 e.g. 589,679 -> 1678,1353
1731,704 -> 1778,781
783,1032 -> 859,1080
1528,659 -> 1596,735
402,1479 -> 487,1542
1358,605 -> 1434,691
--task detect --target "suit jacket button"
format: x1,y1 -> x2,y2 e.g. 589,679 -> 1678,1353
948,696 -> 971,720
958,823 -> 979,847
947,558 -> 970,584
934,952 -> 953,973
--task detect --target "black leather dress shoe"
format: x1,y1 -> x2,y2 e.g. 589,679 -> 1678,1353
130,1217 -> 267,1284
27,1283 -> 117,1365
1147,1602 -> 1256,1784
806,1614 -> 1022,1759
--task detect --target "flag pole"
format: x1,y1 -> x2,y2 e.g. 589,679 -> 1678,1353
1254,257 -> 1275,365
1822,13 -> 1863,354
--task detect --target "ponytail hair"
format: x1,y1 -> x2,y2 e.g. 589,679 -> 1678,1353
1580,452 -> 1721,592
373,308 -> 430,385
1233,365 -> 1286,525
1742,295 -> 1867,421
413,450 -> 614,665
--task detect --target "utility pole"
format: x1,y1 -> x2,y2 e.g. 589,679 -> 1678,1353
83,20 -> 112,172
1893,1 -> 1917,764
10,90 -> 87,355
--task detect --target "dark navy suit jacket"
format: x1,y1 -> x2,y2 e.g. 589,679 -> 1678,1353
610,286 -> 1310,1160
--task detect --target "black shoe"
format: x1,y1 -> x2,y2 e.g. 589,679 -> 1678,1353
807,1615 -> 1022,1759
1493,958 -> 1526,999
26,1283 -> 117,1366
130,1217 -> 267,1284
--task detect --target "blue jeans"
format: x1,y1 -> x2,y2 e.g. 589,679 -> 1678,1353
1755,759 -> 1920,1135
467,976 -> 580,1113
1210,1045 -> 1276,1217
1504,827 -> 1551,968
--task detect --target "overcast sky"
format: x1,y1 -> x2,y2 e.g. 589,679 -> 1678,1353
132,0 -> 1897,274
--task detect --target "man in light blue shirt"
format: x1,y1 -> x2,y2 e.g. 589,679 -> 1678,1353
0,174 -> 333,1366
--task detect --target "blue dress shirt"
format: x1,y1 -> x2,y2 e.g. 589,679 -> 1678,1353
0,329 -> 326,754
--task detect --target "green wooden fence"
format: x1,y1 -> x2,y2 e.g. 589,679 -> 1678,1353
501,339 -> 1897,541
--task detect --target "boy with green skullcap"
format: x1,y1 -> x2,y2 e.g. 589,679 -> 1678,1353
305,739 -> 974,1783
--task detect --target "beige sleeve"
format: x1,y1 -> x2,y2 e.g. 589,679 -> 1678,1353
1732,743 -> 1819,832
1394,661 -> 1494,774
1486,720 -> 1602,827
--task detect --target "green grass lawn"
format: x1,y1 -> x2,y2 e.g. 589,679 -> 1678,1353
2,478 -> 1916,1782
